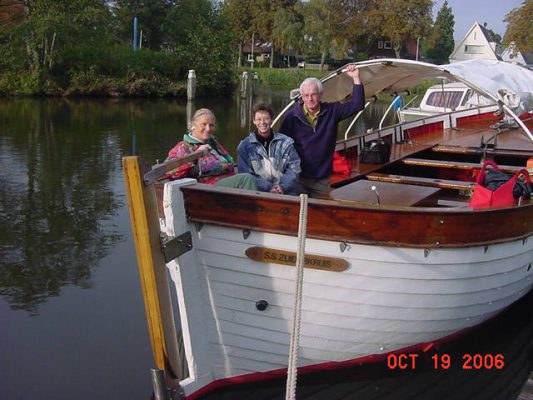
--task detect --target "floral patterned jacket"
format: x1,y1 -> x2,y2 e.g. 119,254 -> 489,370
165,134 -> 235,184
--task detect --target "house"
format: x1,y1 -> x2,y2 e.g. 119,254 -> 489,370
500,42 -> 533,70
242,40 -> 272,66
367,38 -> 419,60
449,22 -> 501,63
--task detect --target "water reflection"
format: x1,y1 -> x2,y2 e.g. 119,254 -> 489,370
0,99 -> 125,314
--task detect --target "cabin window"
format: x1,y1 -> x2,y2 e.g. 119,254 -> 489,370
464,45 -> 484,54
461,90 -> 473,106
426,91 -> 464,109
384,41 -> 392,49
378,41 -> 383,49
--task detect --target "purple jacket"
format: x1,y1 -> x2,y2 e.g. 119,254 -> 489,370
279,84 -> 365,179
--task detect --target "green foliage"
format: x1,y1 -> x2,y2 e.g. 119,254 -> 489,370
426,0 -> 455,64
59,46 -> 185,80
503,0 -> 533,52
372,0 -> 433,58
0,0 -> 236,97
0,72 -> 40,96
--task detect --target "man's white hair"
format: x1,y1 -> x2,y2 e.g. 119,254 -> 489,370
299,77 -> 323,95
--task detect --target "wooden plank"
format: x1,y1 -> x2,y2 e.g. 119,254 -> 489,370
401,158 -> 528,174
432,145 -> 533,158
366,172 -> 475,191
123,156 -> 182,379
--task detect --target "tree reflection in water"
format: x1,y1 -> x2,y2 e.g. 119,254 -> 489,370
0,99 -> 124,314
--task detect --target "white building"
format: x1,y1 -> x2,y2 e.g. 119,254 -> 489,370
500,42 -> 533,70
449,22 -> 500,63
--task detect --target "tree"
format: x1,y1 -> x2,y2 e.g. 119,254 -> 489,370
370,0 -> 433,59
328,0 -> 377,61
112,0 -> 173,49
426,0 -> 454,64
300,0 -> 333,70
482,22 -> 501,45
222,0 -> 254,67
2,0 -> 115,74
272,4 -> 303,66
162,0 -> 236,93
503,0 -> 532,53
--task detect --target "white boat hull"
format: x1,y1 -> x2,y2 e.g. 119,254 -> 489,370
162,180 -> 533,396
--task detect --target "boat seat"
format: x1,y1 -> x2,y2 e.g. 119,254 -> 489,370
401,158 -> 526,174
366,172 -> 475,191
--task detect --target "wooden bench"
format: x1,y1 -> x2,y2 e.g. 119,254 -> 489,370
329,180 -> 441,207
401,158 -> 527,174
366,172 -> 476,191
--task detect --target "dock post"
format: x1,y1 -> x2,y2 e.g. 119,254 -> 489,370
241,71 -> 249,98
252,72 -> 259,96
122,156 -> 184,385
187,70 -> 196,100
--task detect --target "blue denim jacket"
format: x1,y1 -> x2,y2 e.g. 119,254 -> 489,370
237,131 -> 301,195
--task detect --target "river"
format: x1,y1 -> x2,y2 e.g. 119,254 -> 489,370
0,90 -> 531,399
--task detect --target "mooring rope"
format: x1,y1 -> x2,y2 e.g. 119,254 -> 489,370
285,193 -> 309,400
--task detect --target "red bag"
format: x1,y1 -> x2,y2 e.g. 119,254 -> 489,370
469,160 -> 531,209
333,151 -> 351,175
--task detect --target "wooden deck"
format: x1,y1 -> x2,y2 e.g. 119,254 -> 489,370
331,122 -> 533,188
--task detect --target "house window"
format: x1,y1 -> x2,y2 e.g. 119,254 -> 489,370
464,45 -> 483,54
247,54 -> 254,61
384,41 -> 392,49
378,41 -> 383,49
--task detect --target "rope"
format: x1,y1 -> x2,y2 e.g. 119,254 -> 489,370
285,193 -> 309,400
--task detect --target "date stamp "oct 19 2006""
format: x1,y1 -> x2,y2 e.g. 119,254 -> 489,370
387,353 -> 505,370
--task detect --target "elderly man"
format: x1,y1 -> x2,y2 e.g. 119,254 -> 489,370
279,65 -> 364,197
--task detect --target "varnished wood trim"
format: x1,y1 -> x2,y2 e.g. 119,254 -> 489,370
366,172 -> 475,191
181,184 -> 533,248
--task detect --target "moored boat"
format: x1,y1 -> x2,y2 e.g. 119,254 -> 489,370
123,58 -> 533,399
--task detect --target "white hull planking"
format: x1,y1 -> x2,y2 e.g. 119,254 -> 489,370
162,180 -> 533,395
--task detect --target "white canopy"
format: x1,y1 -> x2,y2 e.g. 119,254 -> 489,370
318,58 -> 533,140
321,58 -> 533,103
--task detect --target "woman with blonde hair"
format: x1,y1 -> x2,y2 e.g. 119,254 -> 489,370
166,108 -> 256,189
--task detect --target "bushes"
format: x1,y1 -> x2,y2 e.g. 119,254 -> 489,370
0,43 -> 232,97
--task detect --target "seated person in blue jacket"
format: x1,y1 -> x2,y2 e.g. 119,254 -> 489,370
237,103 -> 301,195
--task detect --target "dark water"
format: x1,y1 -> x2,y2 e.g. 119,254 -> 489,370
0,92 -> 530,400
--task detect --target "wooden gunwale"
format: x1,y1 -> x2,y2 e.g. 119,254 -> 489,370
181,184 -> 533,248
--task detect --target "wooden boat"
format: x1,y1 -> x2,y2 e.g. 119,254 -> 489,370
123,59 -> 533,399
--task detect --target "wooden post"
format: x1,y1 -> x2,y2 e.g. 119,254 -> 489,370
241,71 -> 249,98
187,70 -> 196,100
122,156 -> 183,380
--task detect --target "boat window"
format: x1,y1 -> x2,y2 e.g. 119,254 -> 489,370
461,90 -> 473,106
426,91 -> 464,109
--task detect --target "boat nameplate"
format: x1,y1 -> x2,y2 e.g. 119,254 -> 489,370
161,231 -> 193,263
245,246 -> 348,272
